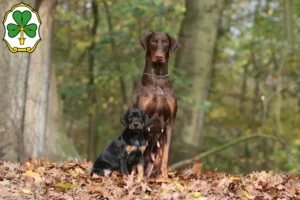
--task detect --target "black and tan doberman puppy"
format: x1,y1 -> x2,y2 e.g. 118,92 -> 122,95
90,108 -> 150,178
131,32 -> 180,179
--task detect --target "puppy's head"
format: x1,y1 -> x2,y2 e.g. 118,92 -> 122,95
120,108 -> 151,130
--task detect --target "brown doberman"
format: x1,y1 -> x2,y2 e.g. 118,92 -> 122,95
131,32 -> 180,179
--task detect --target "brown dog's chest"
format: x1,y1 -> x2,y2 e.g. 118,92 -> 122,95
136,85 -> 175,132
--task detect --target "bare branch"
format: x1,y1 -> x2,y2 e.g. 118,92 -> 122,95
169,134 -> 297,170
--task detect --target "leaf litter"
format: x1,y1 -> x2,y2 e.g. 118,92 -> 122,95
0,159 -> 299,199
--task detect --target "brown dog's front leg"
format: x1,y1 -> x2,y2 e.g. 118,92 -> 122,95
160,123 -> 173,179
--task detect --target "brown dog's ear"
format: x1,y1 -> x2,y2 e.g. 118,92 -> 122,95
140,32 -> 153,51
143,113 -> 151,127
120,110 -> 128,127
167,33 -> 180,52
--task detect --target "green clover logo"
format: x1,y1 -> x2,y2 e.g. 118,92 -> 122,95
7,10 -> 37,45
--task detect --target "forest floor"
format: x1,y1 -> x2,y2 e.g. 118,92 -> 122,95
0,159 -> 299,200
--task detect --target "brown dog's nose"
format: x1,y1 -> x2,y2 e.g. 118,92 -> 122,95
155,52 -> 164,61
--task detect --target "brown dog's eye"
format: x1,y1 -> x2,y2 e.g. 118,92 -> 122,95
163,41 -> 168,45
151,40 -> 157,45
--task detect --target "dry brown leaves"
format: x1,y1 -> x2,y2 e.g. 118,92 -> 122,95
0,159 -> 299,200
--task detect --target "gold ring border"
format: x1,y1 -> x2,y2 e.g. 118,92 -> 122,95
2,2 -> 42,53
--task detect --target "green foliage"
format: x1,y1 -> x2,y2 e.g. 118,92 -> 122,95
200,0 -> 300,173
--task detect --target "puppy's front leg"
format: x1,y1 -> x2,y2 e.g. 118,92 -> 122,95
119,155 -> 129,175
136,155 -> 144,182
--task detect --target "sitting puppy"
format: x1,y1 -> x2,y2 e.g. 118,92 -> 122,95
90,108 -> 150,178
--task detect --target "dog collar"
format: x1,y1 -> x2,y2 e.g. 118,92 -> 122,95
143,73 -> 169,78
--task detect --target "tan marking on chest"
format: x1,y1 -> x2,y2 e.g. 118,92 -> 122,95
125,145 -> 137,154
138,96 -> 152,110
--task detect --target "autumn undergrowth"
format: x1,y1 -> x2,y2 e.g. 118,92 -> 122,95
0,159 -> 299,200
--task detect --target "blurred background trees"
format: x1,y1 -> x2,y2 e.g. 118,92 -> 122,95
0,0 -> 299,174
0,0 -> 77,161
175,0 -> 225,153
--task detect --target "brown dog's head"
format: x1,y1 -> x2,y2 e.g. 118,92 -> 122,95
120,108 -> 151,130
140,32 -> 180,64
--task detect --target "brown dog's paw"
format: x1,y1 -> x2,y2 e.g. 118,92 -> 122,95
155,176 -> 171,183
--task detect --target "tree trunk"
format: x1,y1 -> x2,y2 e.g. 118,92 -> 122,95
22,0 -> 57,160
284,0 -> 294,50
0,0 -> 33,161
0,0 -> 75,161
239,61 -> 250,115
103,0 -> 128,107
175,0 -> 225,147
87,0 -> 99,161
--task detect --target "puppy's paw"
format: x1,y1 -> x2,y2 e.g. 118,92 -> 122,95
103,169 -> 112,176
136,175 -> 143,183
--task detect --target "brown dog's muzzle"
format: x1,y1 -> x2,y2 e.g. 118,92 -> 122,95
151,50 -> 166,63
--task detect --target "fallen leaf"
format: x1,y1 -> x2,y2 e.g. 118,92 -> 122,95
285,185 -> 296,196
37,167 -> 45,171
40,158 -> 51,164
189,191 -> 202,198
80,160 -> 93,168
0,179 -> 9,186
174,181 -> 184,191
244,191 -> 255,200
124,171 -> 135,189
87,185 -> 102,194
55,182 -> 77,189
168,171 -> 177,176
24,162 -> 35,171
276,184 -> 284,190
23,170 -> 42,183
230,176 -> 241,182
192,163 -> 203,178
20,188 -> 33,195
75,167 -> 84,174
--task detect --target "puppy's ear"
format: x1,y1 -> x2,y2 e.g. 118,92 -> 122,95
140,32 -> 153,51
167,33 -> 180,52
143,113 -> 151,127
120,111 -> 128,127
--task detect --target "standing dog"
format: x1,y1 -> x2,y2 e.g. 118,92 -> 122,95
90,108 -> 150,178
131,32 -> 180,179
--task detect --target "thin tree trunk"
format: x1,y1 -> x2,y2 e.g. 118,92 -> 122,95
250,53 -> 260,134
239,61 -> 250,115
103,0 -> 127,107
284,0 -> 294,50
87,0 -> 99,161
239,60 -> 250,172
271,0 -> 293,168
175,0 -> 225,147
249,51 -> 263,171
